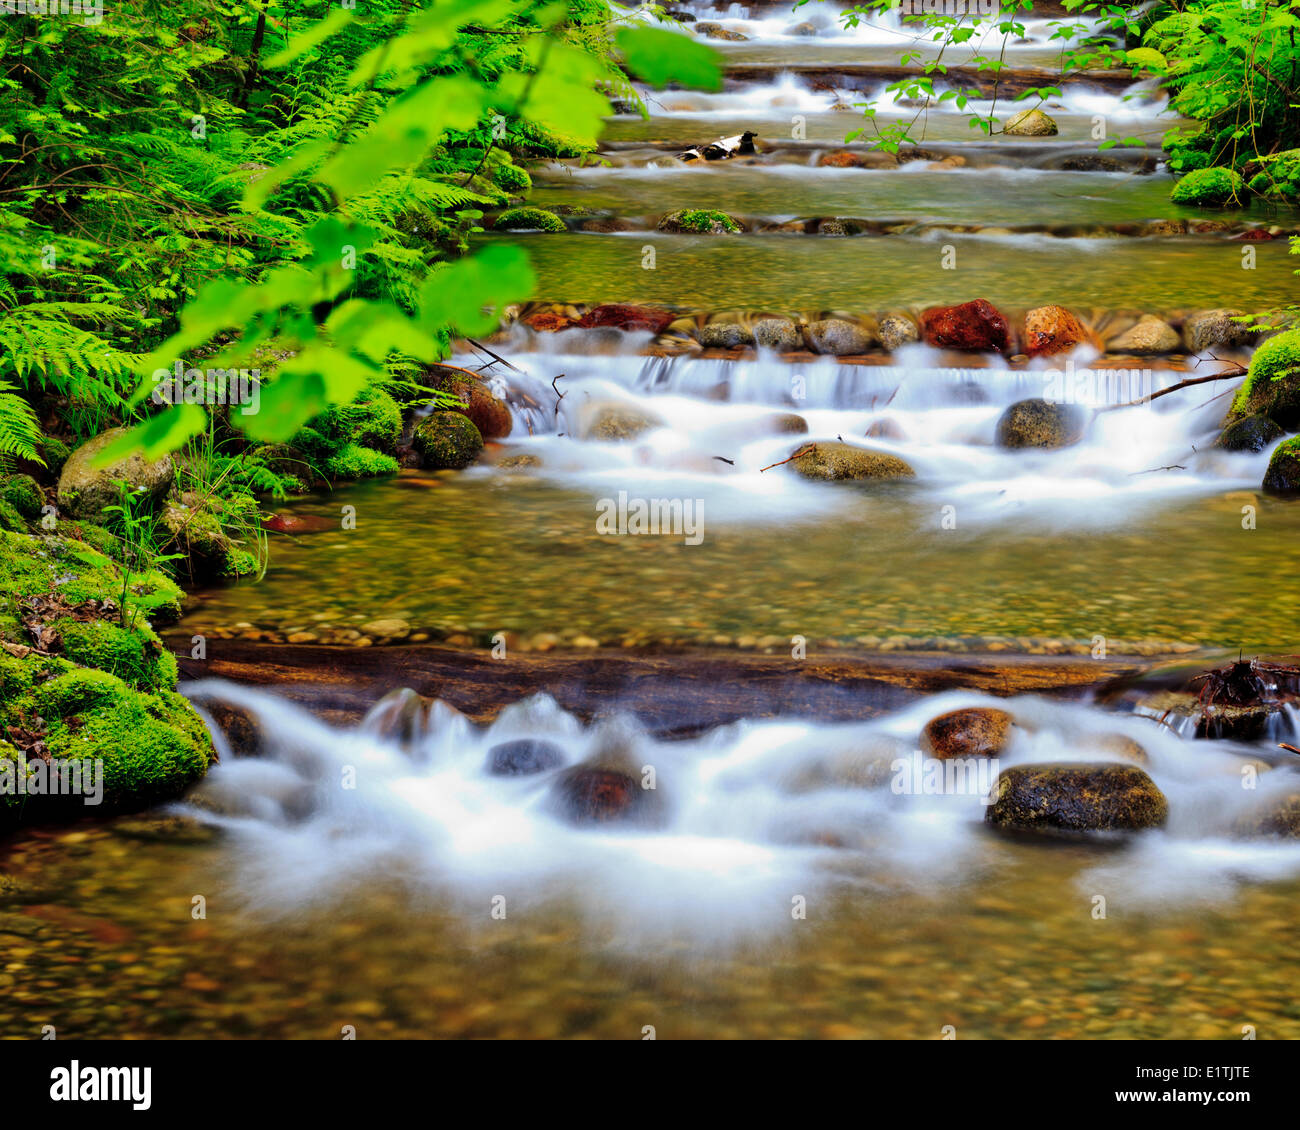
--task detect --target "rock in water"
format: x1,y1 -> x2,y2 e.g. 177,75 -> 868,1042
752,317 -> 801,351
921,707 -> 1014,760
995,399 -> 1086,449
699,321 -> 755,348
805,318 -> 877,356
363,688 -> 430,748
488,739 -> 565,777
1263,437 -> 1300,494
1183,308 -> 1254,354
425,368 -> 513,440
412,412 -> 484,469
789,441 -> 915,482
1216,414 -> 1284,453
1236,793 -> 1300,839
57,428 -> 175,519
878,313 -> 919,352
1023,305 -> 1096,357
1003,108 -> 1059,136
1106,316 -> 1181,355
985,763 -> 1169,835
579,402 -> 665,442
575,304 -> 677,334
553,766 -> 652,824
919,299 -> 1009,352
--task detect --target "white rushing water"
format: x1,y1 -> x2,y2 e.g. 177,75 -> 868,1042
183,680 -> 1300,943
456,341 -> 1278,528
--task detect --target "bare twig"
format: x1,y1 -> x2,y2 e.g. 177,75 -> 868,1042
760,443 -> 816,472
1094,367 -> 1247,414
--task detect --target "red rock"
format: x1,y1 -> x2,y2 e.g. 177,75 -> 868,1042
1023,305 -> 1097,358
818,150 -> 866,168
575,304 -> 677,334
261,513 -> 339,535
919,299 -> 1010,353
523,311 -> 574,332
554,767 -> 646,825
1233,228 -> 1276,241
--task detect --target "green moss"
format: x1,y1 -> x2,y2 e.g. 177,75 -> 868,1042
1170,166 -> 1246,207
38,436 -> 72,475
1248,149 -> 1300,201
0,474 -> 43,520
1231,330 -> 1300,428
412,412 -> 484,470
660,209 -> 744,234
0,499 -> 24,532
1263,435 -> 1300,494
324,443 -> 399,479
0,531 -> 214,825
494,207 -> 565,233
491,162 -> 532,194
56,618 -> 177,694
310,385 -> 403,454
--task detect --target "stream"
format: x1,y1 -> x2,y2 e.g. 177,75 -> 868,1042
4,0 -> 1300,1040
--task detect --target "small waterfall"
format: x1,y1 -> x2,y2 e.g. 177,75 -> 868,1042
182,679 -> 1300,937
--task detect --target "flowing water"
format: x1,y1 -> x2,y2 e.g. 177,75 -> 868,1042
5,1 -> 1300,1040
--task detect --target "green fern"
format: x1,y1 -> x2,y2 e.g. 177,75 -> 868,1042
0,379 -> 43,465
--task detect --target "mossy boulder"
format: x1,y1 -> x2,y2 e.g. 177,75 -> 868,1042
160,503 -> 260,582
0,499 -> 24,532
1170,166 -> 1246,207
1228,330 -> 1300,430
412,412 -> 484,470
1247,149 -> 1300,201
1216,414 -> 1284,453
657,209 -> 743,234
0,531 -> 215,826
0,659 -> 212,824
56,428 -> 175,520
425,368 -> 513,439
491,161 -> 532,194
309,385 -> 403,455
985,763 -> 1168,836
1003,108 -> 1058,136
995,399 -> 1087,449
1263,436 -> 1300,494
324,443 -> 399,479
494,207 -> 565,232
0,474 -> 43,520
788,441 -> 915,482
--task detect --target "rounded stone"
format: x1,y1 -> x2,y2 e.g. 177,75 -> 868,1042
921,707 -> 1015,760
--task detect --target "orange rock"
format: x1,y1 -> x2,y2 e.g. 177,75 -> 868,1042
1023,305 -> 1098,358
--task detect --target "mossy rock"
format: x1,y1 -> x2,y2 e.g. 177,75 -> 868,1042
1,662 -> 213,823
494,207 -> 565,233
160,504 -> 259,583
0,474 -> 43,520
309,385 -> 403,455
412,412 -> 484,470
1217,414 -> 1285,454
579,402 -> 665,442
324,443 -> 399,479
0,499 -> 24,532
1247,149 -> 1300,201
425,369 -> 513,439
56,428 -> 175,520
1228,330 -> 1300,430
56,618 -> 177,695
985,763 -> 1168,836
789,441 -> 915,482
491,162 -> 532,194
995,399 -> 1086,449
0,528 -> 183,636
1263,436 -> 1300,495
657,209 -> 744,234
1170,166 -> 1246,207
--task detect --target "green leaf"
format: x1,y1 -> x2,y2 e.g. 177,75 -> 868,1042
91,404 -> 206,466
615,27 -> 722,92
420,243 -> 535,337
266,8 -> 356,68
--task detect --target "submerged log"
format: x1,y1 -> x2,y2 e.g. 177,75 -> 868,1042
175,639 -> 1146,739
